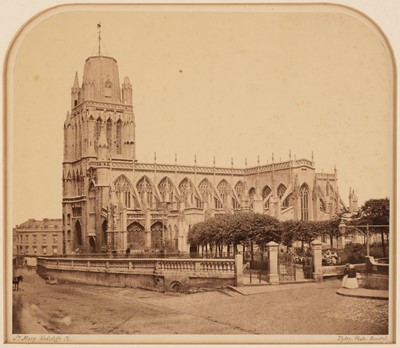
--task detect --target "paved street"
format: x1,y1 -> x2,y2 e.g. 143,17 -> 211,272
12,268 -> 388,336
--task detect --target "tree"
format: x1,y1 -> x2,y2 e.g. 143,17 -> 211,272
360,198 -> 390,257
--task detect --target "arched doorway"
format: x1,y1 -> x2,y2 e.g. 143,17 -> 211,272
89,236 -> 96,253
102,220 -> 108,250
127,222 -> 145,250
151,222 -> 164,250
75,220 -> 82,246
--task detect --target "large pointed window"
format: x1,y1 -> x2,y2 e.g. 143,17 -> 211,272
300,184 -> 309,221
234,181 -> 244,208
217,180 -> 230,205
158,177 -> 175,203
115,175 -> 134,208
248,187 -> 256,208
277,184 -> 290,208
262,185 -> 271,208
179,178 -> 201,208
137,176 -> 154,207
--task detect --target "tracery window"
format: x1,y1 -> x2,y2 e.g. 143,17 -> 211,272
137,177 -> 153,207
217,180 -> 230,204
300,184 -> 309,221
198,179 -> 212,202
158,178 -> 175,203
277,184 -> 287,200
277,184 -> 290,208
115,175 -> 134,208
262,185 -> 271,208
248,187 -> 256,207
234,181 -> 244,202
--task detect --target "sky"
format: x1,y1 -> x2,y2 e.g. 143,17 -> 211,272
7,4 -> 394,225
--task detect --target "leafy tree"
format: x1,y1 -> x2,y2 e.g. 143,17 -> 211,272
361,198 -> 389,225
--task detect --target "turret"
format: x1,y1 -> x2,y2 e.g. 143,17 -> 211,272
71,72 -> 80,109
122,76 -> 133,105
349,188 -> 358,213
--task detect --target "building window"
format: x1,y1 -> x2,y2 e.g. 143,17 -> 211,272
53,247 -> 58,255
106,118 -> 112,148
43,234 -> 47,243
25,246 -> 29,254
42,246 -> 47,255
33,246 -> 37,254
33,234 -> 37,244
248,187 -> 256,208
53,235 -> 58,244
116,119 -> 122,154
217,180 -> 229,204
300,184 -> 309,221
262,186 -> 271,208
25,235 -> 29,242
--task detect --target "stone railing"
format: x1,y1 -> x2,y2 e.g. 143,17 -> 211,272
38,257 -> 236,275
37,256 -> 238,291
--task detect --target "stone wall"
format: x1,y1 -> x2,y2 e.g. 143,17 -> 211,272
37,257 -> 236,292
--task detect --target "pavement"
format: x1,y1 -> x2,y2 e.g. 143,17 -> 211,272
230,282 -> 389,299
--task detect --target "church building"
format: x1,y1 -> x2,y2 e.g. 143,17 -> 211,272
62,52 -> 347,254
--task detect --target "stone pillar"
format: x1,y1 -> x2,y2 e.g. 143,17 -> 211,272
266,241 -> 279,285
235,253 -> 243,287
311,239 -> 323,282
269,197 -> 280,219
144,210 -> 151,249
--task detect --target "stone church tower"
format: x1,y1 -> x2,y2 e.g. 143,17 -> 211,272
63,55 -> 135,253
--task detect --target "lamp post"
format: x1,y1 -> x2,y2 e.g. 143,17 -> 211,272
338,220 -> 389,257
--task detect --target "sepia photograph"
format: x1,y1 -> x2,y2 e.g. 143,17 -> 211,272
2,1 -> 397,345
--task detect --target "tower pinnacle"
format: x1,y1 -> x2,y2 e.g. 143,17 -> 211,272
97,22 -> 102,56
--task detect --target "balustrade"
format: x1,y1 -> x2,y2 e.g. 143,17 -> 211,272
37,257 -> 236,276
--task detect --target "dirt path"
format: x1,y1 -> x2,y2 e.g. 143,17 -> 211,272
12,268 -> 389,336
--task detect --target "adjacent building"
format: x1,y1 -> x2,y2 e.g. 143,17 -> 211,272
14,219 -> 63,258
62,52 -> 347,254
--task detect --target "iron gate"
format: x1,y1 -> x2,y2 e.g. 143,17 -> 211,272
244,253 -> 268,284
279,253 -> 296,281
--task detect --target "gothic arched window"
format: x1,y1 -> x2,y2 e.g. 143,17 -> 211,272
277,184 -> 287,200
217,180 -> 230,204
137,177 -> 154,207
106,118 -> 112,149
198,179 -> 212,202
115,175 -> 134,208
300,184 -> 309,221
248,187 -> 256,207
234,181 -> 244,203
116,119 -> 122,154
262,185 -> 271,208
96,117 -> 102,143
158,177 -> 175,203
